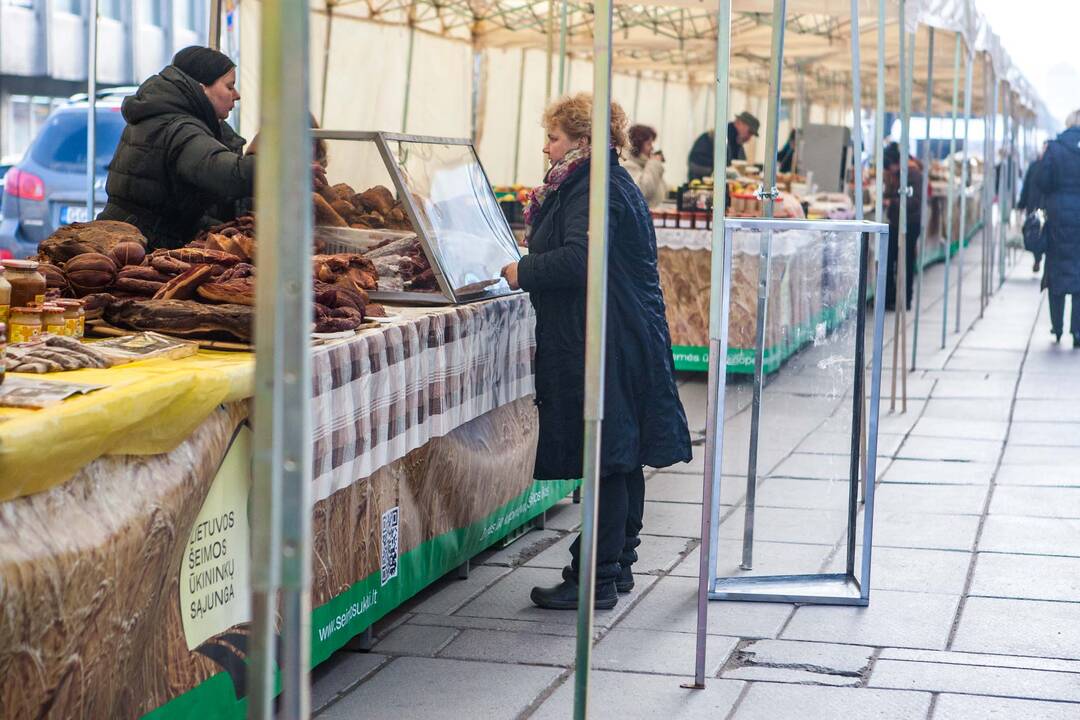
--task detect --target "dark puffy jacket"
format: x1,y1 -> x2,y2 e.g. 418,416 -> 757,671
518,149 -> 692,480
1018,158 -> 1044,213
886,161 -> 923,230
1037,126 -> 1080,294
98,66 -> 254,250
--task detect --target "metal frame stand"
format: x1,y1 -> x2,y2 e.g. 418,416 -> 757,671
704,219 -> 889,605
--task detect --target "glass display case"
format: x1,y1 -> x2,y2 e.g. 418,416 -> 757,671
313,130 -> 522,305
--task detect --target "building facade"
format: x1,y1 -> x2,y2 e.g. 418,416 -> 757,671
0,0 -> 209,162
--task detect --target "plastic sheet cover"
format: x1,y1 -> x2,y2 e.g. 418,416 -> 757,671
0,350 -> 253,501
710,226 -> 873,585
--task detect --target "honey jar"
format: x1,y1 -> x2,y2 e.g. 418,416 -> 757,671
9,306 -> 43,343
1,260 -> 46,309
42,304 -> 66,336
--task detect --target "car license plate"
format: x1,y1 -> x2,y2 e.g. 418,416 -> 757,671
61,205 -> 103,224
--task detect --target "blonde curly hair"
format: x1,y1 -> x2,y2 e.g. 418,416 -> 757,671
542,93 -> 629,150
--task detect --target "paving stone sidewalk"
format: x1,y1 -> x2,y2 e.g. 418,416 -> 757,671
312,237 -> 1080,720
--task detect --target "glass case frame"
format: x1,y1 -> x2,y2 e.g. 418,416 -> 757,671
313,130 -> 523,305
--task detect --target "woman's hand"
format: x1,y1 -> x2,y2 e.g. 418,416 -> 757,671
501,262 -> 520,290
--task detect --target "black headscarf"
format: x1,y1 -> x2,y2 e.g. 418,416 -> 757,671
172,46 -> 235,86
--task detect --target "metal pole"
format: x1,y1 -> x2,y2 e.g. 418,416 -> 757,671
845,0 -> 864,575
999,86 -> 1011,287
691,0 -> 732,688
941,35 -> 961,348
318,5 -> 334,125
249,1 -> 313,718
471,49 -> 483,143
874,0 -> 886,222
208,0 -> 222,50
911,27 -> 934,370
980,58 -> 990,316
401,24 -> 417,132
86,0 -> 98,217
558,0 -> 569,95
633,71 -> 643,120
511,49 -> 527,184
890,15 -> 911,414
987,73 -> 999,294
955,50 -> 974,333
573,0 -> 613,714
740,0 -> 787,571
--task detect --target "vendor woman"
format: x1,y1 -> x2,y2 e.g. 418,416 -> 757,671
98,46 -> 253,250
500,94 -> 691,610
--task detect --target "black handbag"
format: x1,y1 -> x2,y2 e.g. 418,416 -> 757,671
1023,210 -> 1047,255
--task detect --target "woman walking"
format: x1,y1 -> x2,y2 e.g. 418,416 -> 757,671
500,94 -> 691,610
1037,110 -> 1080,345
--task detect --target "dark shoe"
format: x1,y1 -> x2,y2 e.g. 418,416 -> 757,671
615,564 -> 635,594
1073,334 -> 1080,349
531,579 -> 617,610
1053,330 -> 1062,343
1034,259 -> 1042,272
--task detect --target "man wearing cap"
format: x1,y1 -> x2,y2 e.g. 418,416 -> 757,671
687,111 -> 760,182
99,46 -> 253,250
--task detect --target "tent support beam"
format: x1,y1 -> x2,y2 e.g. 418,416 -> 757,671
873,0 -> 885,222
941,34 -> 962,349
739,0 -> 787,572
86,0 -> 98,217
911,27 -> 933,371
573,0 -> 613,714
689,0 -> 732,689
955,49 -> 974,334
249,1 -> 314,718
846,0 -> 864,573
889,12 -> 911,414
401,24 -> 417,132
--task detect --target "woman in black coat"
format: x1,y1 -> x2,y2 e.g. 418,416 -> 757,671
501,94 -> 691,610
1037,112 -> 1080,345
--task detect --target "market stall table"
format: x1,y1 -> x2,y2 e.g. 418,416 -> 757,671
0,293 -> 570,719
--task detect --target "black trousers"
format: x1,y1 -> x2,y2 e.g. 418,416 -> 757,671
1049,293 -> 1080,337
886,222 -> 920,311
568,467 -> 646,584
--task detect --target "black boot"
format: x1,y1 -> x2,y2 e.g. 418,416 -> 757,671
564,563 -> 635,594
1053,329 -> 1062,343
615,564 -> 635,594
1073,334 -> 1080,349
533,576 -> 617,610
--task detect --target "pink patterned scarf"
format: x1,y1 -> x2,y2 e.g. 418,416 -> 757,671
522,144 -> 592,245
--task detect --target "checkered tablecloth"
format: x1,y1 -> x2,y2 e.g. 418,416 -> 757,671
310,294 -> 536,503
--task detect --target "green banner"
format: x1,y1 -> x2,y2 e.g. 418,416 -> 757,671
144,478 -> 579,720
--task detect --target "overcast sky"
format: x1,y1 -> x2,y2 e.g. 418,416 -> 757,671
976,0 -> 1080,124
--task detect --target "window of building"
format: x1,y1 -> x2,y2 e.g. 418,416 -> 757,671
100,0 -> 122,20
140,0 -> 162,26
53,0 -> 80,14
1,0 -> 35,9
5,96 -> 62,161
177,0 -> 198,30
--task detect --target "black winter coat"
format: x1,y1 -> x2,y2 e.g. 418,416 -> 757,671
687,123 -> 745,182
98,66 -> 254,250
1037,127 -> 1080,294
518,150 -> 692,480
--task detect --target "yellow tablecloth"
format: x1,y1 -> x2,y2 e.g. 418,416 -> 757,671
0,350 -> 254,501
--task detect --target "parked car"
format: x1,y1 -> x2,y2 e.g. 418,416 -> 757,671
0,88 -> 135,259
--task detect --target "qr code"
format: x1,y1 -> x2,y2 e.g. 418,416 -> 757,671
380,507 -> 400,586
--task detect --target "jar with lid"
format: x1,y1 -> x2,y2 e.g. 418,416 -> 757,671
0,270 -> 10,326
2,260 -> 46,309
56,299 -> 84,337
9,306 -> 43,343
42,304 -> 66,336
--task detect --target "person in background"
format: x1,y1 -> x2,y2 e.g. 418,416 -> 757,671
687,111 -> 760,182
777,128 -> 798,173
499,94 -> 691,610
1019,141 -> 1049,272
1036,111 -> 1080,346
621,124 -> 667,208
883,142 -> 923,311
